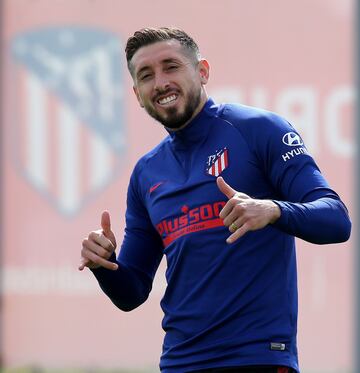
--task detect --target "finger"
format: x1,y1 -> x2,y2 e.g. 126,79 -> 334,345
226,222 -> 251,244
101,211 -> 112,237
96,234 -> 115,253
78,258 -> 90,271
84,249 -> 118,270
84,238 -> 113,258
228,216 -> 245,233
219,198 -> 240,220
79,249 -> 94,271
216,177 -> 237,199
222,204 -> 245,226
88,232 -> 114,253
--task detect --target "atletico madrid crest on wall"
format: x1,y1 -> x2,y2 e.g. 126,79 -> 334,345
9,26 -> 126,216
206,148 -> 229,177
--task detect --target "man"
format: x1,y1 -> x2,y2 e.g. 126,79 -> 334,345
79,27 -> 351,373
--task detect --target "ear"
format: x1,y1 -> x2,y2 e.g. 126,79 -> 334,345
198,59 -> 210,84
133,85 -> 144,108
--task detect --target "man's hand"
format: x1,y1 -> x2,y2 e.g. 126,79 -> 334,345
79,211 -> 118,271
217,177 -> 281,244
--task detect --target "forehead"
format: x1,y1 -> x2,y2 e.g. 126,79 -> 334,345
131,40 -> 190,72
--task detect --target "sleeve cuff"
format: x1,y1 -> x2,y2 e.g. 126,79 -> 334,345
271,200 -> 289,230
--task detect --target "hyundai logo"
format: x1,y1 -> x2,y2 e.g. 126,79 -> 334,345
282,132 -> 303,146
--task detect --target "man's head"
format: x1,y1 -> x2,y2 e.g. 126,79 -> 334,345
125,27 -> 210,130
126,27 -> 201,74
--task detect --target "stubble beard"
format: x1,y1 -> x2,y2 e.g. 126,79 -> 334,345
145,88 -> 202,130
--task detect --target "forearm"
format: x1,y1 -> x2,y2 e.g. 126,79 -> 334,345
91,253 -> 153,312
273,197 -> 351,244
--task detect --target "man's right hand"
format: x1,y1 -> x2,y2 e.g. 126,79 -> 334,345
79,211 -> 118,271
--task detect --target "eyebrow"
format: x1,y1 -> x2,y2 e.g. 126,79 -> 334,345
136,58 -> 182,77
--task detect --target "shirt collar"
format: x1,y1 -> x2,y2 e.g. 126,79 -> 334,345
168,98 -> 217,148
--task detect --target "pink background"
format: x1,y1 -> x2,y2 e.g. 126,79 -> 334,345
2,0 -> 354,371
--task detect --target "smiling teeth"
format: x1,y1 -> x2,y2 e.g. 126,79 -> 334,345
158,95 -> 177,105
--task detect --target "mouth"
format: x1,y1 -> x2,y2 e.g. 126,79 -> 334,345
156,93 -> 178,106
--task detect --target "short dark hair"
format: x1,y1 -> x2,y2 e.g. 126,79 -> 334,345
125,27 -> 201,74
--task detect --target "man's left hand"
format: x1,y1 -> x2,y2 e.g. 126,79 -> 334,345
217,177 -> 281,244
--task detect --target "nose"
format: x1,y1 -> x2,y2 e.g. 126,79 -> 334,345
154,72 -> 170,92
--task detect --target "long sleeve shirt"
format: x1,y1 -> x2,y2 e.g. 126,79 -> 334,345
92,98 -> 351,373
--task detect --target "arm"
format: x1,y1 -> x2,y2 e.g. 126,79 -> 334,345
259,114 -> 351,243
91,244 -> 162,312
81,168 -> 163,312
218,112 -> 351,244
273,194 -> 351,245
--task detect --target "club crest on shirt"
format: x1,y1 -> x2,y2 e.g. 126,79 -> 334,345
206,148 -> 229,177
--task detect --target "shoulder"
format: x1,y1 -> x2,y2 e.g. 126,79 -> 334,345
214,102 -> 299,151
217,102 -> 292,132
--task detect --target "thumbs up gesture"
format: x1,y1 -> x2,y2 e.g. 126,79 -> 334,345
216,177 -> 281,244
79,211 -> 118,271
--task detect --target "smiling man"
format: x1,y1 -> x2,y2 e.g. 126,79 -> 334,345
129,36 -> 208,130
80,27 -> 351,373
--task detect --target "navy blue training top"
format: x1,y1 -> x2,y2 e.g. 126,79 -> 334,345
92,98 -> 351,373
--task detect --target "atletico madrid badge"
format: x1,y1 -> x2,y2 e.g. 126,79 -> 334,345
206,148 -> 229,177
9,26 -> 125,216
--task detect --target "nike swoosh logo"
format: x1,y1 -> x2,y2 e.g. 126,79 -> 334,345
149,182 -> 164,194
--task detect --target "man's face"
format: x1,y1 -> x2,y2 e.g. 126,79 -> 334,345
130,40 -> 209,129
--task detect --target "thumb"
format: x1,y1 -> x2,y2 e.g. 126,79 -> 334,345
216,177 -> 236,199
101,210 -> 112,237
101,210 -> 117,248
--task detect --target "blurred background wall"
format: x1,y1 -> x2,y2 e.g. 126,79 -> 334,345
1,0 -> 355,372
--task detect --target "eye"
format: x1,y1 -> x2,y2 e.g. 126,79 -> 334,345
166,65 -> 179,71
139,73 -> 152,81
